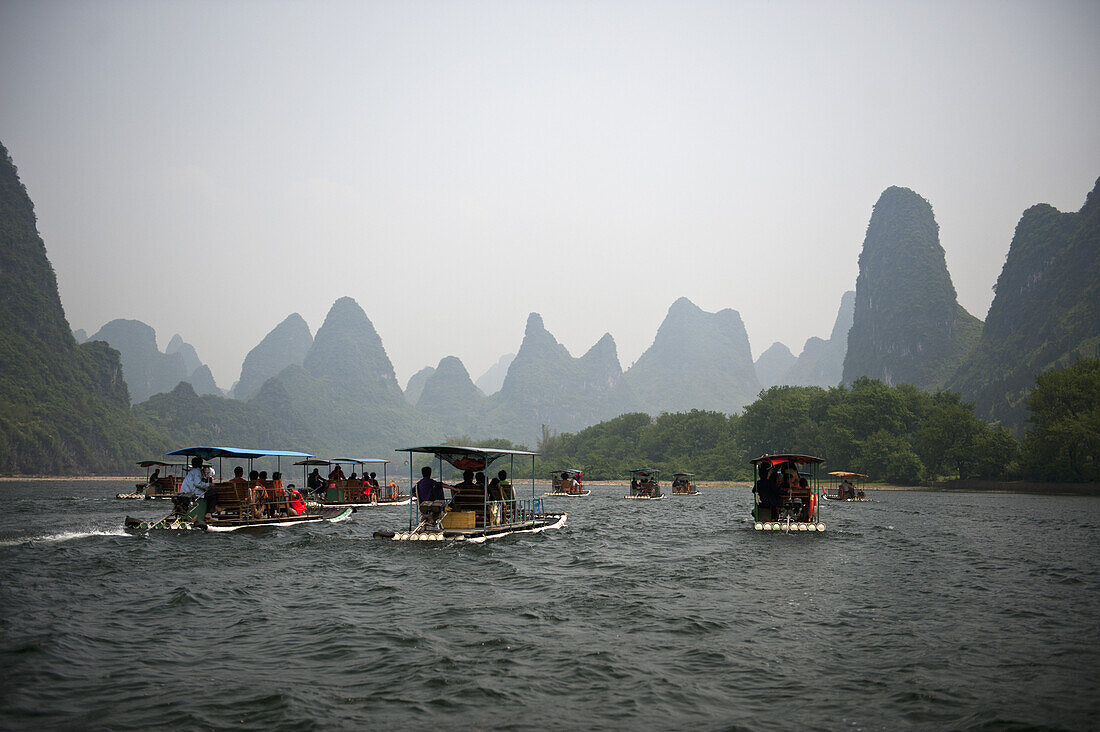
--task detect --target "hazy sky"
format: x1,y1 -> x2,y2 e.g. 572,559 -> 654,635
2,0 -> 1098,390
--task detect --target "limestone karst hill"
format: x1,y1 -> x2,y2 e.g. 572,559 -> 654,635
0,141 -> 163,473
843,187 -> 982,389
948,177 -> 1100,431
625,297 -> 760,414
230,313 -> 313,400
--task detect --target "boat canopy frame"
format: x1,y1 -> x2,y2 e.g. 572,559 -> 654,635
166,446 -> 314,480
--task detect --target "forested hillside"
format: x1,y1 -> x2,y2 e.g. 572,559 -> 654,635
948,178 -> 1100,432
0,142 -> 164,473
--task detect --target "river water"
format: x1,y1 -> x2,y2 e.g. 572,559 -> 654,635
0,481 -> 1097,730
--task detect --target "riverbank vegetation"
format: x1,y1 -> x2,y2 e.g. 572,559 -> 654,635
532,361 -> 1099,484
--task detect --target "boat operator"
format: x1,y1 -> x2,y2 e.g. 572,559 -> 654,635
415,466 -> 447,525
307,468 -> 324,496
754,464 -> 781,519
178,456 -> 217,518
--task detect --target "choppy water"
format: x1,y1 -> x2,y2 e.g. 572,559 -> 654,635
0,481 -> 1097,730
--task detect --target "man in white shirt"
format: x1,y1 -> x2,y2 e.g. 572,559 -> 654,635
180,457 -> 211,497
177,456 -> 214,518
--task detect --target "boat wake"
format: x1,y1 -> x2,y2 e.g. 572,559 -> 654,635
0,527 -> 131,546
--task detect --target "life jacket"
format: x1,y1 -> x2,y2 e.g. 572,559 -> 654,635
289,489 -> 306,515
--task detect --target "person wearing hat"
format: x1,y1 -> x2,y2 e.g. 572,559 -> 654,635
178,456 -> 216,518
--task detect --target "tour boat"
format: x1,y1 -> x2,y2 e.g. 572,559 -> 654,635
294,457 -> 411,508
750,453 -> 826,533
624,468 -> 665,500
124,447 -> 352,532
823,470 -> 869,501
115,460 -> 185,499
670,472 -> 700,495
373,445 -> 567,543
545,468 -> 590,497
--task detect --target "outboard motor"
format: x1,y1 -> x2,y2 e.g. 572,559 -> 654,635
417,500 -> 446,530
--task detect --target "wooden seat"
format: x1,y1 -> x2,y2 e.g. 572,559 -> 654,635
212,482 -> 252,521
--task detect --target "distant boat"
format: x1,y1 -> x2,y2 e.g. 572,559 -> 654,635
624,468 -> 665,500
115,460 -> 185,500
124,446 -> 352,532
823,470 -> 869,501
545,468 -> 590,497
294,457 -> 411,508
670,472 -> 700,495
374,445 -> 566,543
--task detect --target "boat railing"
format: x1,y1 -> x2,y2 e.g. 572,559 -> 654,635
486,497 -> 544,526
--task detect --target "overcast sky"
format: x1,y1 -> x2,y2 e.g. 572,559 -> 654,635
2,0 -> 1098,390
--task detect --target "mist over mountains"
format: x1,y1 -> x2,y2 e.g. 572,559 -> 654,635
2,137 -> 1096,472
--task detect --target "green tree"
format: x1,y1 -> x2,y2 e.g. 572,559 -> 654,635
1021,359 -> 1100,481
857,429 -> 924,483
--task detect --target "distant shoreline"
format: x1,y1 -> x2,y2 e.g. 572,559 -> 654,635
2,476 -> 1096,495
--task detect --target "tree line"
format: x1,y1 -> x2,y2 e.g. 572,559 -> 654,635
526,359 -> 1099,484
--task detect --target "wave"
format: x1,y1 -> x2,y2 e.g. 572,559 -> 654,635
0,528 -> 130,547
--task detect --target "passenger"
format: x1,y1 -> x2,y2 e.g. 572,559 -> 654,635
259,470 -> 269,484
798,476 -> 812,520
631,477 -> 639,495
249,470 -> 259,481
497,470 -> 513,502
348,472 -> 358,483
367,472 -> 380,503
329,464 -> 345,481
415,465 -> 447,503
754,464 -> 781,519
307,468 -> 325,496
148,468 -> 161,486
178,457 -> 216,519
560,471 -> 574,494
229,466 -> 247,483
287,484 -> 307,516
450,470 -> 483,514
488,473 -> 503,501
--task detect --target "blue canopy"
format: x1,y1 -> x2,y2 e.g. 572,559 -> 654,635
397,445 -> 537,470
166,446 -> 314,460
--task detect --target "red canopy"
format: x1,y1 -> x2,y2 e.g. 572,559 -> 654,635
750,453 -> 824,467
